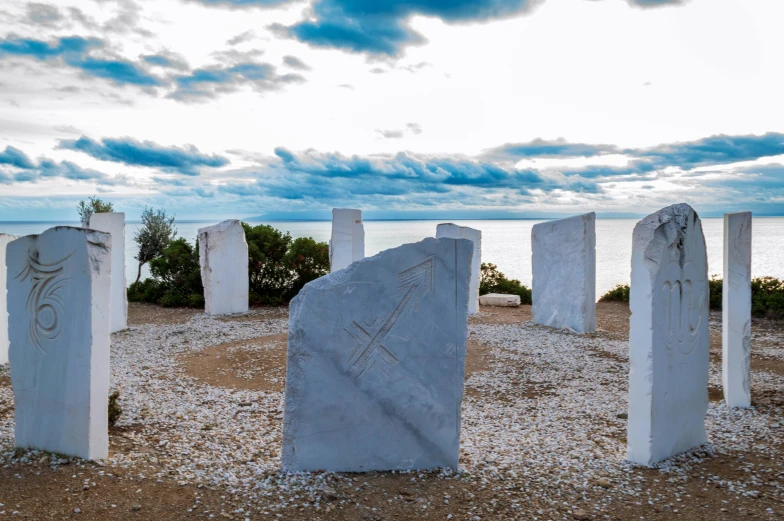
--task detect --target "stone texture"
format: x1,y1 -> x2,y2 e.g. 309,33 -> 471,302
198,220 -> 249,316
723,212 -> 752,408
86,212 -> 127,333
479,293 -> 521,307
7,226 -> 111,460
329,208 -> 364,272
531,213 -> 596,333
282,237 -> 473,472
627,203 -> 709,466
0,233 -> 17,365
436,223 -> 481,314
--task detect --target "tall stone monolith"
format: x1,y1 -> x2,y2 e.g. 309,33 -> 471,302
627,204 -> 709,466
531,212 -> 596,333
198,220 -> 249,316
7,226 -> 111,460
283,237 -> 473,472
86,212 -> 127,333
436,223 -> 481,314
329,208 -> 364,272
0,233 -> 17,365
723,212 -> 752,408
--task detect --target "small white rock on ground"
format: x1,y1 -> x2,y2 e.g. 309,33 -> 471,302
0,308 -> 782,519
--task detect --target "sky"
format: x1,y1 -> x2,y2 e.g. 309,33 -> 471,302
0,0 -> 783,221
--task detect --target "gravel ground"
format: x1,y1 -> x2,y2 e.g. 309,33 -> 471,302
0,302 -> 782,520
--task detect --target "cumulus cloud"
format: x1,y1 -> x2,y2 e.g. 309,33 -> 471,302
58,136 -> 230,175
0,145 -> 119,185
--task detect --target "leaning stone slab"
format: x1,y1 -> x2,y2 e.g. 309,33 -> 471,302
283,237 -> 473,472
86,212 -> 127,333
627,204 -> 709,466
723,212 -> 752,408
329,208 -> 364,272
0,233 -> 17,365
198,220 -> 249,315
479,293 -> 521,307
436,223 -> 481,314
531,213 -> 596,333
7,226 -> 111,460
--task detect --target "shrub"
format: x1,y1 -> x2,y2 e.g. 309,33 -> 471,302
480,262 -> 532,304
709,275 -> 722,310
133,207 -> 176,283
599,284 -> 630,302
77,195 -> 113,223
108,391 -> 122,427
286,236 -> 330,297
127,278 -> 165,303
127,238 -> 203,307
751,276 -> 784,319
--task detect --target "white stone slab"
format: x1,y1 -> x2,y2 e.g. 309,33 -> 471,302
282,237 -> 473,472
198,220 -> 249,316
531,212 -> 596,333
436,223 -> 481,314
723,212 -> 752,408
627,203 -> 709,466
86,212 -> 127,333
329,208 -> 364,272
0,233 -> 17,365
479,293 -> 521,307
7,226 -> 111,460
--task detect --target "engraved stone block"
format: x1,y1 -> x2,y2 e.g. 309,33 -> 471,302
627,203 -> 709,466
198,220 -> 249,316
329,208 -> 364,272
436,223 -> 481,314
86,212 -> 127,333
531,212 -> 596,333
283,237 -> 473,472
479,293 -> 521,307
0,233 -> 17,365
7,226 -> 111,460
723,212 -> 752,408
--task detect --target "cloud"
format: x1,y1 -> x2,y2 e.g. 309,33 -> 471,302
0,146 -> 120,185
0,146 -> 35,169
142,52 -> 189,70
58,136 -> 230,175
484,138 -> 621,160
227,30 -> 257,45
25,3 -> 63,27
187,0 -> 291,7
625,0 -> 688,8
376,122 -> 424,139
170,62 -> 305,101
0,35 -> 162,87
635,132 -> 784,169
282,55 -> 311,71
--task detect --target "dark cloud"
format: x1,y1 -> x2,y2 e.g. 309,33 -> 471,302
58,136 -> 230,175
0,145 -> 119,185
282,55 -> 311,71
636,132 -> 784,169
271,0 -> 546,56
0,146 -> 35,169
484,138 -> 621,160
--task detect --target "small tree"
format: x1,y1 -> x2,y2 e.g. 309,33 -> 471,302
77,195 -> 113,223
133,207 -> 176,283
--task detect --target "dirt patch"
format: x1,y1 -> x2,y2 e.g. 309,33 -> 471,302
180,334 -> 288,392
0,374 -> 10,388
470,304 -> 531,325
708,386 -> 724,402
595,300 -> 630,340
127,302 -> 201,326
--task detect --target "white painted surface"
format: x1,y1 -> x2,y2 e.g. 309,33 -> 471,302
437,223 -> 481,314
7,226 -> 111,460
87,212 -> 127,333
723,212 -> 752,408
479,293 -> 521,307
627,204 -> 709,466
531,213 -> 596,333
198,220 -> 249,315
0,234 -> 17,365
329,208 -> 365,272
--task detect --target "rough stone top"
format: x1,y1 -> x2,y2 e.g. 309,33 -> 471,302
633,203 -> 700,269
198,219 -> 243,235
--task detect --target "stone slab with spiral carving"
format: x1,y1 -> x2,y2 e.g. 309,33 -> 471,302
627,204 -> 709,466
7,226 -> 111,460
0,233 -> 17,365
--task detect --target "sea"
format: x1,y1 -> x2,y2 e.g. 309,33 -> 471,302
2,218 -> 783,296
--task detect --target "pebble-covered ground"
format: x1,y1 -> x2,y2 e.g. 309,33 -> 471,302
0,301 -> 782,520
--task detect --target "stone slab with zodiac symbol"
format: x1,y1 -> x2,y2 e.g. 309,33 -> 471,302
7,226 -> 111,460
627,204 -> 709,466
282,237 -> 473,472
0,233 -> 18,365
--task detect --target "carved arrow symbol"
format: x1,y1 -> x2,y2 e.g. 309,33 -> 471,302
345,255 -> 435,378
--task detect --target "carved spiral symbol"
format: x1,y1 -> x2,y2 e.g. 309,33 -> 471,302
16,253 -> 71,354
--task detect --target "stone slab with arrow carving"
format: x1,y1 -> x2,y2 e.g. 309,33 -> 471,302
282,237 -> 473,472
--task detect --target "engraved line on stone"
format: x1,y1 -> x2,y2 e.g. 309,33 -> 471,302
16,253 -> 72,354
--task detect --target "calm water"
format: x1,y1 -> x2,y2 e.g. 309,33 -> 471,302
2,218 -> 783,296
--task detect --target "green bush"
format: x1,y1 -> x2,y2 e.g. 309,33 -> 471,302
479,262 -> 532,304
599,284 -> 630,302
709,275 -> 722,310
127,238 -> 204,307
286,236 -> 330,297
